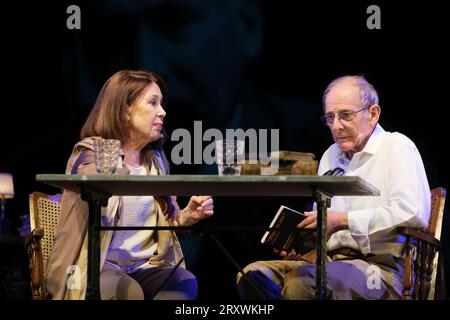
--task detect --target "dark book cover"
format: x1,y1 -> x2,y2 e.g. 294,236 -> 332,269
261,205 -> 316,254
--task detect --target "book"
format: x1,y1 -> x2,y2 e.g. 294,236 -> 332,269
261,205 -> 316,254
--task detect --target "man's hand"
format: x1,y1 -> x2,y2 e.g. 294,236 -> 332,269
298,210 -> 348,235
275,211 -> 348,257
179,196 -> 214,226
274,248 -> 303,261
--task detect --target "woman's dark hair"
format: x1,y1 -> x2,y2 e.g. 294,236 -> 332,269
80,69 -> 167,148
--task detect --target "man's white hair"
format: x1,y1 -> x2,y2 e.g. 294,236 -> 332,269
322,75 -> 379,110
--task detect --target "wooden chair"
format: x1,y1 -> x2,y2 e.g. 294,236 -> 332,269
24,192 -> 62,300
400,187 -> 446,300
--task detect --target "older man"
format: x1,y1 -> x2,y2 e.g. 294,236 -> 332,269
237,75 -> 431,299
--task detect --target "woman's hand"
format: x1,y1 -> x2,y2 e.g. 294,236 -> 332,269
180,196 -> 214,226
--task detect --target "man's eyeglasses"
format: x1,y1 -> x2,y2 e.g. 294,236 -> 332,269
320,106 -> 370,126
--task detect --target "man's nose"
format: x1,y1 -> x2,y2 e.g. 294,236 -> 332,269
331,115 -> 344,129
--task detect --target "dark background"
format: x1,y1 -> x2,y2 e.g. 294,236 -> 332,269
1,0 -> 448,300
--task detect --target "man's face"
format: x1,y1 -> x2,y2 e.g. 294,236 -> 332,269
86,0 -> 257,129
324,84 -> 373,154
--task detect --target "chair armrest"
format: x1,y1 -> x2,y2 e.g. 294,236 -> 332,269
24,228 -> 44,249
24,227 -> 47,300
399,227 -> 440,249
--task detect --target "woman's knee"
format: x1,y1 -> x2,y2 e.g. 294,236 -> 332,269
100,269 -> 144,300
160,268 -> 198,300
120,279 -> 145,300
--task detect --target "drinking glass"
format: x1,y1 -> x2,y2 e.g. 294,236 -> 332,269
93,138 -> 121,174
215,139 -> 244,176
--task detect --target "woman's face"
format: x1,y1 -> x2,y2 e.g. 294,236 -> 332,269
128,82 -> 166,145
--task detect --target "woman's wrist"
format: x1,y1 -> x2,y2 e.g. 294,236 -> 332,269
179,207 -> 196,226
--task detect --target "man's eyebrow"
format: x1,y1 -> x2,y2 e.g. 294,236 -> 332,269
327,108 -> 353,112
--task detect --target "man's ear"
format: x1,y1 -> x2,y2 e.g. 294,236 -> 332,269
237,1 -> 263,58
369,104 -> 381,124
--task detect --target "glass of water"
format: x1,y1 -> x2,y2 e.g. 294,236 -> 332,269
215,139 -> 244,176
93,138 -> 121,174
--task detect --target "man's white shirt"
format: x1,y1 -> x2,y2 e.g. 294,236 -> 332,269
317,124 -> 431,256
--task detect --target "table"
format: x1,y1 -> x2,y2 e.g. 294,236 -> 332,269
36,174 -> 379,300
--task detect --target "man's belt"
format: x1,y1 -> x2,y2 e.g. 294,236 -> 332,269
327,247 -> 375,260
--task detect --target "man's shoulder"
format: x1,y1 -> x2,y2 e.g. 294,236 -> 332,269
322,143 -> 340,157
383,130 -> 417,150
317,143 -> 340,170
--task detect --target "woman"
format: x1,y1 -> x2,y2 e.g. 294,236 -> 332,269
45,70 -> 214,300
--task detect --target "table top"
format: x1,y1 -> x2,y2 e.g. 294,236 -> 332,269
36,174 -> 380,197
